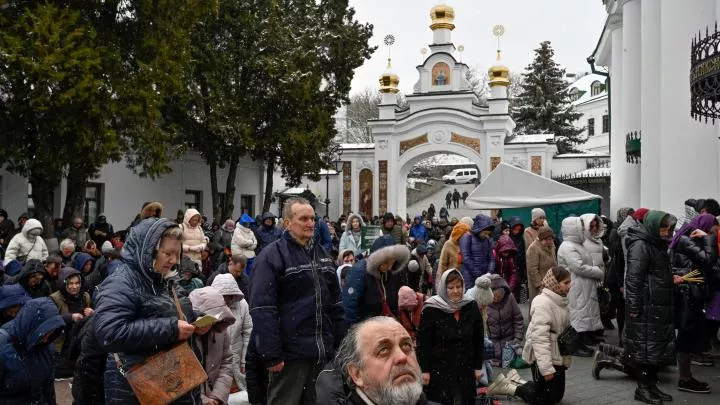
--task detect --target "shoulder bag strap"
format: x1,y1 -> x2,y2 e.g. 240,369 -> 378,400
172,286 -> 184,321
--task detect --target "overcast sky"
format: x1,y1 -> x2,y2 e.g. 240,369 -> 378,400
347,0 -> 608,95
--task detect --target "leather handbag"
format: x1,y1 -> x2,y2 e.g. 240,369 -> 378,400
113,288 -> 207,404
557,325 -> 580,356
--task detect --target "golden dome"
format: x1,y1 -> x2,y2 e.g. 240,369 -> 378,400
430,4 -> 455,31
379,58 -> 400,94
488,50 -> 510,87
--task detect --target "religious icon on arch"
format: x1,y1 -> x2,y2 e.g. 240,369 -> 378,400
432,62 -> 451,86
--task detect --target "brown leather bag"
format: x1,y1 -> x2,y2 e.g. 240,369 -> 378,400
113,288 -> 207,405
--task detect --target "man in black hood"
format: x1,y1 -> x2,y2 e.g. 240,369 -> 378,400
381,212 -> 406,246
255,212 -> 283,254
0,208 -> 15,248
89,214 -> 114,247
14,259 -> 52,298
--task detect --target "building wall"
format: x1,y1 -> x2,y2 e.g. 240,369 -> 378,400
574,97 -> 610,154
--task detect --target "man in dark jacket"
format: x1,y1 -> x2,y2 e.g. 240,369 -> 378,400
88,214 -> 114,248
314,213 -> 333,252
255,212 -> 283,254
321,316 -> 440,405
381,212 -> 406,246
249,197 -> 345,404
0,208 -> 15,249
12,259 -> 52,298
0,297 -> 65,405
460,215 -> 495,289
343,235 -> 410,325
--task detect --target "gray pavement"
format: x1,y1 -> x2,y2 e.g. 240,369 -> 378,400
407,182 -> 482,220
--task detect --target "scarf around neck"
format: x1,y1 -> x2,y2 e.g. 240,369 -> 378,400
423,269 -> 474,314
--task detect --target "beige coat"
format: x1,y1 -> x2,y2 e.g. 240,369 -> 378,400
526,239 -> 557,301
522,288 -> 572,376
181,208 -> 207,263
231,223 -> 257,259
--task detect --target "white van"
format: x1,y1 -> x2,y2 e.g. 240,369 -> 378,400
442,168 -> 479,184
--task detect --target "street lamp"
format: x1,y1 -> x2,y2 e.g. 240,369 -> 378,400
325,150 -> 343,218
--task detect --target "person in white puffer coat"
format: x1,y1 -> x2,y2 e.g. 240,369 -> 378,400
232,213 -> 257,275
580,213 -> 609,333
557,216 -> 604,357
211,273 -> 252,390
181,208 -> 208,266
4,218 -> 48,265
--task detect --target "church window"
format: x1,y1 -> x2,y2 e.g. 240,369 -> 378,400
588,118 -> 595,136
602,114 -> 609,133
432,62 -> 451,86
590,81 -> 604,96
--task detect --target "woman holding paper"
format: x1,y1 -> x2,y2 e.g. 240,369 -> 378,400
94,218 -> 202,404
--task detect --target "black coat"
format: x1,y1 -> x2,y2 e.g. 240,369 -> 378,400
607,227 -> 624,288
93,218 -> 199,404
623,224 -> 675,366
245,330 -> 268,405
417,303 -> 484,405
71,317 -> 106,405
508,217 -> 527,282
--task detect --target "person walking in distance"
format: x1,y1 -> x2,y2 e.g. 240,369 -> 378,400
248,197 -> 345,404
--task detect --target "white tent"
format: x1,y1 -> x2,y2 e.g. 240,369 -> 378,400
466,162 -> 601,209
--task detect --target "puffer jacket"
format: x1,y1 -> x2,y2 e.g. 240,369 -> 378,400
94,218 -> 199,404
181,208 -> 207,263
3,219 -> 49,265
557,217 -> 603,333
581,213 -> 606,269
522,288 -> 572,377
494,235 -> 519,292
0,284 -> 30,327
49,267 -> 92,353
211,273 -> 252,387
14,259 -> 52,298
189,287 -> 235,405
381,223 -> 406,246
255,212 -> 283,254
486,275 -> 524,360
248,231 -> 344,368
71,316 -> 105,405
339,213 -> 365,257
526,239 -> 557,301
0,297 -> 65,405
74,252 -> 103,296
459,215 -> 495,289
508,217 -> 527,281
409,216 -> 428,242
438,222 -> 470,282
343,236 -> 410,325
624,221 -> 676,366
232,222 -> 257,259
616,215 -> 637,282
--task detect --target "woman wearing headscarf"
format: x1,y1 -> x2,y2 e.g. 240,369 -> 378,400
580,213 -> 608,339
210,219 -> 235,271
417,269 -> 484,405
526,226 -> 557,302
669,212 -> 715,394
624,210 -> 677,404
181,208 -> 208,267
437,222 -> 470,286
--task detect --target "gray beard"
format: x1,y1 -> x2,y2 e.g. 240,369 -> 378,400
362,377 -> 423,405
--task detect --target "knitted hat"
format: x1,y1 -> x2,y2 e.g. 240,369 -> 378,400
101,241 -> 114,254
538,226 -> 554,240
532,208 -> 546,222
632,208 -> 650,222
398,286 -> 419,310
473,275 -> 494,306
459,216 -> 474,228
407,259 -> 420,273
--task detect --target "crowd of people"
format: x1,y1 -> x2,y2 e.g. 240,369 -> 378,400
1,196 -> 720,405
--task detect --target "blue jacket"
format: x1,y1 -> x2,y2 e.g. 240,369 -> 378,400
0,284 -> 30,327
314,215 -> 333,252
460,215 -> 496,289
94,218 -> 198,404
255,213 -> 283,254
0,297 -> 65,404
342,236 -> 410,325
409,216 -> 428,243
248,232 -> 344,368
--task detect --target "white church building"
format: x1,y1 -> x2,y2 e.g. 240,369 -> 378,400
592,0 -> 720,216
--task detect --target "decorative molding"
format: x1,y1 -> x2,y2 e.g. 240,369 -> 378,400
399,134 -> 429,156
342,161 -> 352,215
430,130 -> 448,144
376,139 -> 389,150
378,161 -> 388,216
356,159 -> 374,172
490,157 -> 501,171
510,156 -> 528,170
490,135 -> 502,147
531,156 -> 542,175
450,132 -> 481,153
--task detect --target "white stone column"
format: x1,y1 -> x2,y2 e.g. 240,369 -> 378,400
640,0 -> 661,209
659,0 -> 718,214
618,0 -> 642,213
609,16 -> 626,216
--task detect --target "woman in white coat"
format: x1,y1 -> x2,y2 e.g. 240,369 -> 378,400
4,218 -> 48,265
232,214 -> 257,276
339,213 -> 365,258
580,213 -> 608,337
181,208 -> 208,267
211,273 -> 252,391
557,216 -> 604,357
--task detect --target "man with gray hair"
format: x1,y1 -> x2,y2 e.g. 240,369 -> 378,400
249,197 -> 345,404
320,316 -> 440,405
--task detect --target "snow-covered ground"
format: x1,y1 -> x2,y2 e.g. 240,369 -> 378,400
406,182 -> 487,220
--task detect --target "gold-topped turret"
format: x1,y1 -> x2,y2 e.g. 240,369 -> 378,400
430,4 -> 455,31
488,50 -> 510,87
379,58 -> 400,94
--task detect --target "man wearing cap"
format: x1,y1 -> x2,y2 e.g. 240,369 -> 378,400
381,212 -> 406,246
524,208 -> 547,250
89,214 -> 114,247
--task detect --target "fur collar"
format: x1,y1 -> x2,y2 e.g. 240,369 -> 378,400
365,245 -> 410,279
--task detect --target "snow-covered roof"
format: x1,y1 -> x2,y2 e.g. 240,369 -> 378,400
506,134 -> 554,144
340,143 -> 374,150
569,73 -> 608,106
280,187 -> 308,195
554,151 -> 609,158
575,167 -> 611,177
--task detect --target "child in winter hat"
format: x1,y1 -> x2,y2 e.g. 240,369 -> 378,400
531,208 -> 546,223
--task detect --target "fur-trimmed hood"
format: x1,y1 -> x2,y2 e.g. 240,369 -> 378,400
344,213 -> 365,234
580,213 -> 604,242
365,244 -> 410,279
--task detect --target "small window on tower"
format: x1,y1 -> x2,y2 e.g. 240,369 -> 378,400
432,62 -> 451,86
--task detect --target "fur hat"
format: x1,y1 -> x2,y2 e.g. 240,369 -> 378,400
532,208 -> 546,222
141,202 -> 164,219
473,275 -> 494,306
407,259 -> 419,273
101,241 -> 115,254
459,216 -> 474,228
538,226 -> 554,240
398,286 -> 419,310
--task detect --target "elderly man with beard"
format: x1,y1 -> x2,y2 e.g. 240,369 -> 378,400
331,316 -> 441,405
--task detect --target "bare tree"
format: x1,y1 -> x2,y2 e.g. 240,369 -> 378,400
344,87 -> 380,143
465,66 -> 490,105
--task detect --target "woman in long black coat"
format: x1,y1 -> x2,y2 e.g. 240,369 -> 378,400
624,210 -> 677,404
418,269 -> 484,405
